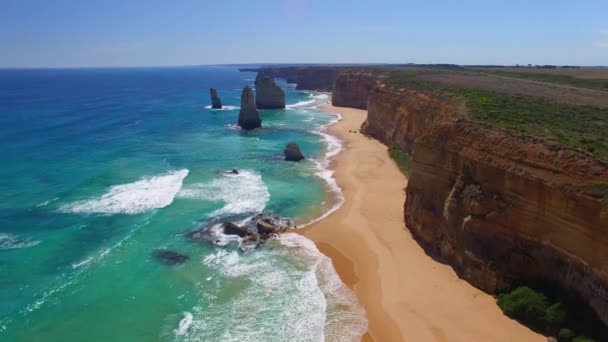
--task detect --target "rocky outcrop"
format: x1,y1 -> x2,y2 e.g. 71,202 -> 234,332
333,72 -> 379,109
188,213 -> 295,251
335,72 -> 608,326
210,88 -> 222,109
151,250 -> 190,265
255,74 -> 285,109
238,86 -> 261,130
284,142 -> 304,161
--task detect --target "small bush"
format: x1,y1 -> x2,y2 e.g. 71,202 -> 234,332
546,302 -> 567,327
558,328 -> 575,342
388,145 -> 412,176
573,336 -> 597,342
497,286 -> 549,330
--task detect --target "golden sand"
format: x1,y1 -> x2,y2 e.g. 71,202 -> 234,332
301,104 -> 544,342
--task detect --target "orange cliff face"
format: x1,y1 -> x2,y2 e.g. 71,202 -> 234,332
332,71 -> 608,326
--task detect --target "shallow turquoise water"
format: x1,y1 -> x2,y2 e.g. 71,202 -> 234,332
0,67 -> 365,341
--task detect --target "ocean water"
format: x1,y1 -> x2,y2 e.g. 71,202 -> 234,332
0,66 -> 366,341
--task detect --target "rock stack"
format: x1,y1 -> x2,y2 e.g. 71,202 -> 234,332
284,142 -> 305,161
238,86 -> 261,130
255,74 -> 286,109
210,88 -> 222,109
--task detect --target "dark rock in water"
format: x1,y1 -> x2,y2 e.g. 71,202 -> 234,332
223,221 -> 250,237
210,88 -> 222,109
255,74 -> 286,109
238,86 -> 261,130
186,213 -> 295,252
231,169 -> 239,174
284,142 -> 305,161
152,250 -> 190,265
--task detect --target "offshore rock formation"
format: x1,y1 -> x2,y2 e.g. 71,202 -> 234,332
334,71 -> 608,326
254,74 -> 285,109
283,142 -> 304,161
238,86 -> 261,130
210,88 -> 222,109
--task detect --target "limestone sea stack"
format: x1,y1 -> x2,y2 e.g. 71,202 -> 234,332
238,86 -> 261,130
210,88 -> 222,109
284,142 -> 304,161
255,74 -> 285,109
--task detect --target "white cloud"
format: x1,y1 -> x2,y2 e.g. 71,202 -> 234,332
592,30 -> 608,48
594,40 -> 608,48
594,29 -> 608,35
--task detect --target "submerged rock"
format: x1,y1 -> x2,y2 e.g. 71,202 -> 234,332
152,249 -> 190,265
284,142 -> 305,161
255,74 -> 286,109
210,88 -> 222,109
238,86 -> 261,130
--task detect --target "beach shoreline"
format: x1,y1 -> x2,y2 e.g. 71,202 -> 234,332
300,104 -> 544,341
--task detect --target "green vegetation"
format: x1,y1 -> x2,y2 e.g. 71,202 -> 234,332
579,183 -> 608,198
455,88 -> 608,160
379,69 -> 608,160
388,145 -> 412,175
559,328 -> 576,341
471,69 -> 608,92
497,286 -> 564,331
497,286 -> 603,341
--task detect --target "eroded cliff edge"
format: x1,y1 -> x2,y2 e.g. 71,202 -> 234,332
339,69 -> 608,329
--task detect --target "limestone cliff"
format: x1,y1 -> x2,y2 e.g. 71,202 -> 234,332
256,67 -> 342,91
238,86 -> 261,130
254,74 -> 285,109
332,72 -> 378,109
337,72 -> 608,327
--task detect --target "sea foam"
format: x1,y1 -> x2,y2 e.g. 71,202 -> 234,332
179,233 -> 366,341
0,233 -> 41,250
59,169 -> 189,215
204,105 -> 239,111
177,170 -> 269,217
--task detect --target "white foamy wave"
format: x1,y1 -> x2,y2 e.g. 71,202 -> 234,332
174,312 -> 193,337
204,105 -> 239,111
286,99 -> 316,108
177,170 -> 269,217
301,107 -> 345,227
59,169 -> 189,215
312,93 -> 330,100
185,233 -> 366,342
71,256 -> 93,269
0,233 -> 41,250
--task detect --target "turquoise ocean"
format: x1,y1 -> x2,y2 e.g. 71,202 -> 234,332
0,66 -> 366,341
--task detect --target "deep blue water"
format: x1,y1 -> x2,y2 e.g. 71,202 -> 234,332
0,66 -> 365,341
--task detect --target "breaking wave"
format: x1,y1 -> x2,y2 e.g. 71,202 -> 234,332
177,170 -> 269,217
59,169 -> 189,215
177,233 -> 366,341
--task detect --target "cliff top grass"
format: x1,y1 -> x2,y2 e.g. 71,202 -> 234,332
380,68 -> 608,160
468,67 -> 608,92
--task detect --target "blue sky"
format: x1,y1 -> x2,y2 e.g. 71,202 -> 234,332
1,0 -> 607,67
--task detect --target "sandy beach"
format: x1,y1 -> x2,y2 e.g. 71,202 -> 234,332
302,104 -> 544,342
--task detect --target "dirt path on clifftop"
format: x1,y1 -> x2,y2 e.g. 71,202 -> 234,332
300,105 -> 544,342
